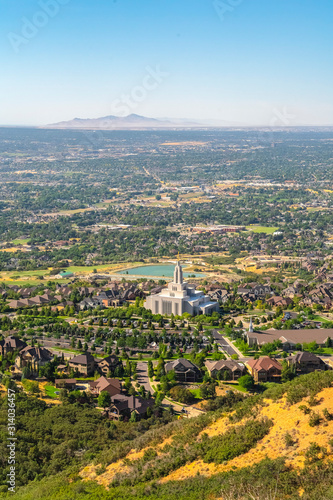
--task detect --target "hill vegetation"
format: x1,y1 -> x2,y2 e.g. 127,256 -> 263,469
2,370 -> 333,499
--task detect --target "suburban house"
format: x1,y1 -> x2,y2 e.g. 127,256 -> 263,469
55,379 -> 77,391
247,357 -> 282,383
266,296 -> 293,308
78,296 -> 105,310
105,394 -> 154,420
68,352 -> 95,376
286,352 -> 330,374
165,358 -> 201,383
15,346 -> 53,373
89,376 -> 122,397
205,359 -> 246,380
97,354 -> 121,376
241,283 -> 272,297
96,290 -> 123,307
208,289 -> 230,303
0,335 -> 27,356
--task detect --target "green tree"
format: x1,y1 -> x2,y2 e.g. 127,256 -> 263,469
199,383 -> 216,399
281,361 -> 296,382
238,374 -> 254,391
98,391 -> 111,408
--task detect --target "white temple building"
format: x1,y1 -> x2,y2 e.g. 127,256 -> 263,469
144,262 -> 219,316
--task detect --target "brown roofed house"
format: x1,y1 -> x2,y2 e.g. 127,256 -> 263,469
89,376 -> 121,397
205,359 -> 246,380
97,355 -> 121,376
165,358 -> 201,383
0,335 -> 27,356
16,346 -> 53,373
286,352 -> 330,374
106,394 -> 154,420
68,352 -> 95,376
247,357 -> 282,383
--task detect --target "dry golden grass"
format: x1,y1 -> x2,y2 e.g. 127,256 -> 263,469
79,435 -> 175,489
79,385 -> 333,490
161,387 -> 333,483
0,247 -> 20,253
80,461 -> 130,489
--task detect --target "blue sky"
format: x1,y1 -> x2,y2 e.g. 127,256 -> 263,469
0,0 -> 333,125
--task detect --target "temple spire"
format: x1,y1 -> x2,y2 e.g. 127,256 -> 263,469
174,260 -> 183,284
249,316 -> 253,333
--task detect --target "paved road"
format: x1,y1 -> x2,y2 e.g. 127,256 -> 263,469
136,362 -> 153,394
211,329 -> 239,357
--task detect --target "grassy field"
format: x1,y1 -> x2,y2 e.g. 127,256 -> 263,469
246,226 -> 279,234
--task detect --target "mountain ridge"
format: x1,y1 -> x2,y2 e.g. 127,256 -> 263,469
44,114 -> 203,130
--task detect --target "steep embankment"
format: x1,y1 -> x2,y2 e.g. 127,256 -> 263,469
80,371 -> 333,492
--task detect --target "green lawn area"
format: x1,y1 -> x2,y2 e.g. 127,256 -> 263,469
321,347 -> 333,355
246,226 -> 279,234
311,315 -> 331,323
307,347 -> 333,356
11,238 -> 30,245
189,388 -> 201,399
221,382 -> 248,393
45,385 -> 59,398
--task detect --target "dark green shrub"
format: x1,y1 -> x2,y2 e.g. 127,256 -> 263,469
203,418 -> 272,464
308,411 -> 321,427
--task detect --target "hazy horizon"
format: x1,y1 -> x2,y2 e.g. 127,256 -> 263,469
1,0 -> 333,126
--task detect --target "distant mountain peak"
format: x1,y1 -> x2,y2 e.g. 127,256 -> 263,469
44,114 -> 202,130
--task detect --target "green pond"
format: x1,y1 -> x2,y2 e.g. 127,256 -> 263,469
119,264 -> 205,278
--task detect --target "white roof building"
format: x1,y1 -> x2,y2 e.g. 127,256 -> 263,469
144,262 -> 219,316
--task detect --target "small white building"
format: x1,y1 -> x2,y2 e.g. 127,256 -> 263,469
144,262 -> 219,316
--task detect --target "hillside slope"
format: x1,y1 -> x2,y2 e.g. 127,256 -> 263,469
5,371 -> 333,500
79,371 -> 333,497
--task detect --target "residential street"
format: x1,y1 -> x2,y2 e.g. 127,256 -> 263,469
211,329 -> 240,357
136,361 -> 153,394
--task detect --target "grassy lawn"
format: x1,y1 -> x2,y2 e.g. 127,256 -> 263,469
311,315 -> 331,323
51,347 -> 108,358
45,385 -> 59,398
307,347 -> 333,356
246,226 -> 279,234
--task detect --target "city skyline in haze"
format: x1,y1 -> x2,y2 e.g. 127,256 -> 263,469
1,0 -> 333,126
